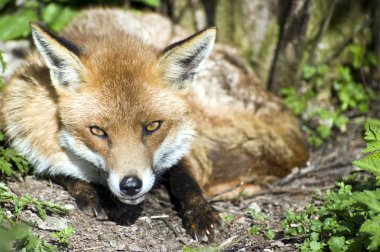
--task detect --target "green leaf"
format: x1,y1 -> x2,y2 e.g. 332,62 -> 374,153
364,141 -> 380,154
317,64 -> 328,76
224,214 -> 234,223
353,189 -> 380,213
362,121 -> 380,153
311,220 -> 322,232
360,215 -> 380,251
0,10 -> 38,41
359,103 -> 369,113
264,229 -> 275,240
0,157 -> 13,176
138,0 -> 160,7
316,125 -> 331,139
249,225 -> 260,235
334,114 -> 348,131
353,153 -> 380,177
309,241 -> 323,251
303,65 -> 317,79
328,236 -> 346,252
310,232 -> 319,241
42,3 -> 78,32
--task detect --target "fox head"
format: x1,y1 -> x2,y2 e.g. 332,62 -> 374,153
30,22 -> 216,204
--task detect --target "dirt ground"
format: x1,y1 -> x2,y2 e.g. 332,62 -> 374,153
4,122 -> 365,252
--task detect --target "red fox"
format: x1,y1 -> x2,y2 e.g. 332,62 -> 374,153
0,9 -> 308,241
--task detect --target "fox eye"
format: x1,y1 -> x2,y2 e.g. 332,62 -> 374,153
144,121 -> 162,134
89,126 -> 108,139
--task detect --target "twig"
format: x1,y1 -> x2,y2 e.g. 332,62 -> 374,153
81,246 -> 105,251
139,214 -> 169,220
247,186 -> 333,199
218,233 -> 249,250
208,182 -> 244,200
275,160 -> 352,186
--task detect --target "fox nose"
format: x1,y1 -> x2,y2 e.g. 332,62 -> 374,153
119,176 -> 142,196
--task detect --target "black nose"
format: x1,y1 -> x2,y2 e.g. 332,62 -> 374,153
119,176 -> 142,196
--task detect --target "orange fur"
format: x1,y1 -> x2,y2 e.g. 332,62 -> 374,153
0,9 -> 308,201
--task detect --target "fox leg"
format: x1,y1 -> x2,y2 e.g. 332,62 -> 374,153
167,161 -> 222,242
51,175 -> 109,219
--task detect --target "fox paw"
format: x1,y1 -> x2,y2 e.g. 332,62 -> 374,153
181,202 -> 222,242
72,186 -> 108,220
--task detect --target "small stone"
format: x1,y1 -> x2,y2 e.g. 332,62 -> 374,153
109,240 -> 116,248
166,240 -> 180,250
64,204 -> 76,210
248,202 -> 261,214
19,210 -> 42,226
271,241 -> 285,247
38,216 -> 69,231
125,243 -> 144,251
237,216 -> 246,224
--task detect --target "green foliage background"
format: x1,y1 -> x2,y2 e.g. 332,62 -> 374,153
0,0 -> 161,40
281,120 -> 380,251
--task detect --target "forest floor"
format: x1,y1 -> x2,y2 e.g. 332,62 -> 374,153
4,122 -> 365,252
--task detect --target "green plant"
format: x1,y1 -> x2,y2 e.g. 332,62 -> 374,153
0,183 -> 69,251
0,182 -> 69,251
333,66 -> 376,113
52,226 -> 75,247
0,182 -> 68,222
0,143 -> 31,177
247,209 -> 276,240
282,53 -> 375,147
223,213 -> 235,223
0,222 -> 57,252
134,0 -> 161,8
0,1 -> 78,41
0,0 -> 163,41
281,119 -> 380,251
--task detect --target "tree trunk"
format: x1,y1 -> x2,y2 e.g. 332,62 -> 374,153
267,0 -> 311,94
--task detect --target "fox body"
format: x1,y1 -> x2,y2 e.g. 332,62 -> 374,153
0,9 -> 308,240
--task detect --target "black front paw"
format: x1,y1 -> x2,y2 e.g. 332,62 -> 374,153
73,186 -> 108,220
181,201 -> 222,242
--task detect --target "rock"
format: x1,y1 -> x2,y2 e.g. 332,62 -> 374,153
37,216 -> 69,231
125,243 -> 144,251
248,202 -> 262,214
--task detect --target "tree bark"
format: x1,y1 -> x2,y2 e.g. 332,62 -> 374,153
200,0 -> 217,27
307,0 -> 337,65
369,0 -> 380,87
267,0 -> 311,94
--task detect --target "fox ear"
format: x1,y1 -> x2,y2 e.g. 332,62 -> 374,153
30,22 -> 85,90
158,27 -> 216,90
